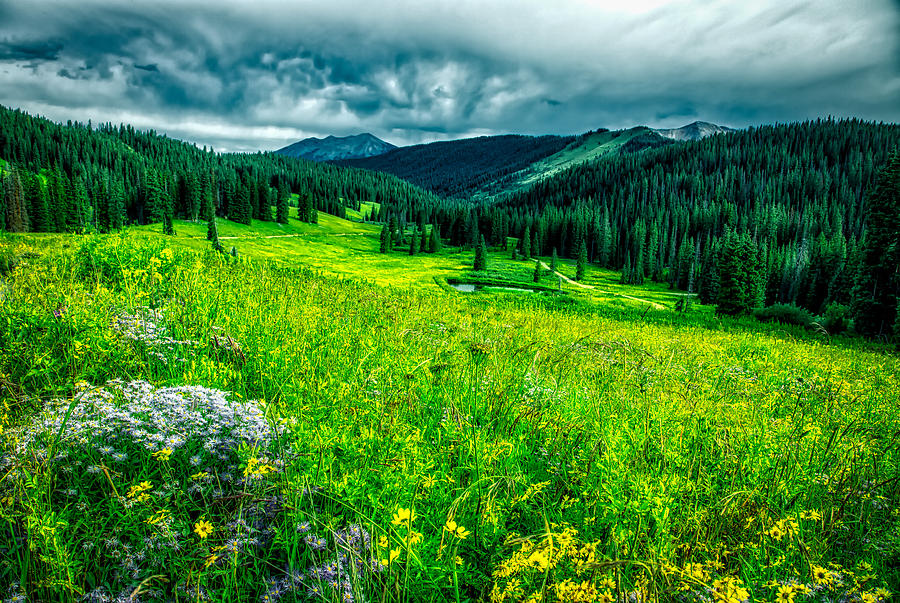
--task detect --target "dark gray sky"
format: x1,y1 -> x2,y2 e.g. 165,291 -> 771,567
1,0 -> 898,152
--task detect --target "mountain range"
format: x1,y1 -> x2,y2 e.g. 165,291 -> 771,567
275,121 -> 732,164
653,121 -> 735,141
275,133 -> 396,161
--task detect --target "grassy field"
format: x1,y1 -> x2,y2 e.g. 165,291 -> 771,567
122,213 -> 701,316
1,227 -> 898,602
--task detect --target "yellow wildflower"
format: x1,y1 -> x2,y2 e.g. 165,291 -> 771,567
126,481 -> 153,499
381,548 -> 401,566
152,447 -> 173,462
391,507 -> 416,526
194,519 -> 214,539
776,585 -> 795,602
445,519 -> 471,539
811,566 -> 829,585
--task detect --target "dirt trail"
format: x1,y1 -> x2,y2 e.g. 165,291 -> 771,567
539,261 -> 665,309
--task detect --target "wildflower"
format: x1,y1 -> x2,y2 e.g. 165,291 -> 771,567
126,481 -> 153,499
809,565 -> 830,585
244,457 -> 276,477
191,471 -> 209,480
381,548 -> 401,566
391,507 -> 416,527
194,519 -> 214,539
305,534 -> 327,550
153,447 -> 173,462
295,521 -> 311,534
146,510 -> 170,525
445,519 -> 470,539
528,550 -> 549,570
776,585 -> 795,602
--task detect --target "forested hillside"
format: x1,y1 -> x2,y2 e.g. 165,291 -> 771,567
342,134 -> 575,198
0,105 -> 442,232
385,119 -> 898,330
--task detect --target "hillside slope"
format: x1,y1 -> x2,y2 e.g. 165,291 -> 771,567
478,127 -> 673,198
342,134 -> 575,198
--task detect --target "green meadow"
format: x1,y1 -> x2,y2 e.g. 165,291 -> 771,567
0,220 -> 898,603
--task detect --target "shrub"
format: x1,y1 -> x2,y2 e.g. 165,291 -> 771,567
753,303 -> 814,328
819,302 -> 851,335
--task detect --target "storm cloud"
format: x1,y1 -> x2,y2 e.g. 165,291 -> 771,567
0,0 -> 898,151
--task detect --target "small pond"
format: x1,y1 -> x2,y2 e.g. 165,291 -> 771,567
448,282 -> 538,294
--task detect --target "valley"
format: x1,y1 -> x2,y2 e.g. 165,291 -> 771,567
1,104 -> 899,602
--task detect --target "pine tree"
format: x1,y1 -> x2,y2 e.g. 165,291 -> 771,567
163,199 -> 176,235
109,179 -> 124,230
257,181 -> 273,221
550,248 -> 558,272
420,227 -> 428,253
474,235 -> 488,271
429,225 -> 442,253
388,215 -> 398,249
23,171 -> 48,232
576,237 -> 587,281
379,224 -> 389,253
409,226 -> 417,255
716,232 -> 762,315
521,225 -> 531,259
2,169 -> 28,233
276,186 -> 290,224
186,173 -> 201,221
620,251 -> 632,285
232,183 -> 252,225
533,259 -> 542,283
598,215 -> 611,267
206,191 -> 221,250
851,150 -> 900,337
143,169 -> 165,224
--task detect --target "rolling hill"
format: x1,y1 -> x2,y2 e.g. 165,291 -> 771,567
341,134 -> 575,199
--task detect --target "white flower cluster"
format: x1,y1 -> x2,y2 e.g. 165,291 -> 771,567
15,380 -> 274,460
111,307 -> 198,363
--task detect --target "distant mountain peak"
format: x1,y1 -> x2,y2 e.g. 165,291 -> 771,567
653,121 -> 734,141
275,133 -> 396,161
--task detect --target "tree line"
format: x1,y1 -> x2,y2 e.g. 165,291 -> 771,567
0,105 -> 443,233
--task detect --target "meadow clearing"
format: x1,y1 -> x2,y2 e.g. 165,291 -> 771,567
0,223 -> 898,603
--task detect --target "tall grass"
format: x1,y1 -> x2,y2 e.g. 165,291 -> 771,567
0,235 -> 898,602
